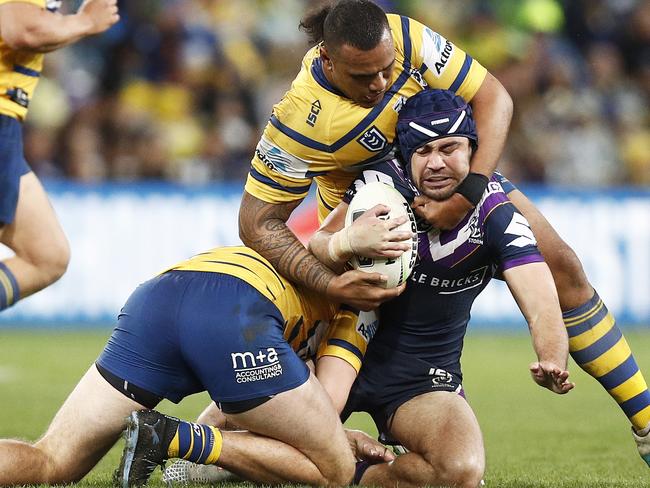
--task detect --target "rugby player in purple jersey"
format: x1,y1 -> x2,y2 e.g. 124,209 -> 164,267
309,89 -> 574,487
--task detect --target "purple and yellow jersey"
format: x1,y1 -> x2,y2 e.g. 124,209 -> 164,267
163,246 -> 369,372
245,14 -> 488,222
0,0 -> 60,120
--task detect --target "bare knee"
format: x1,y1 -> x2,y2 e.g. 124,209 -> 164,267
429,455 -> 485,488
33,438 -> 88,484
0,439 -> 85,486
45,243 -> 70,285
31,234 -> 70,287
542,242 -> 593,307
543,241 -> 584,285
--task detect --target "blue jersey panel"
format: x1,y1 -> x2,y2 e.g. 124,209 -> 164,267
96,271 -> 309,404
0,115 -> 31,224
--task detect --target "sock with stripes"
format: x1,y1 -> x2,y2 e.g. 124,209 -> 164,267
0,262 -> 19,310
565,291 -> 650,431
167,421 -> 223,465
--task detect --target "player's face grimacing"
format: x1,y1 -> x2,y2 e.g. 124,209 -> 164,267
321,31 -> 395,108
410,136 -> 472,201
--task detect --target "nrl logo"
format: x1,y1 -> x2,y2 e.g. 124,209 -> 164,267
357,126 -> 388,152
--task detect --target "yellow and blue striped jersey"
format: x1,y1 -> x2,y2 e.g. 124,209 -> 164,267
245,14 -> 487,221
164,246 -> 370,372
0,0 -> 59,120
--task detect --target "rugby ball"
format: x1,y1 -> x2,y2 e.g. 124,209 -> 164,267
345,181 -> 417,288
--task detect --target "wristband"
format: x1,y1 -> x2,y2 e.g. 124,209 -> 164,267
328,228 -> 354,263
455,172 -> 489,206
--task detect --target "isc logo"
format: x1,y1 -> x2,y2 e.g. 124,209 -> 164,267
306,100 -> 322,127
231,348 -> 279,370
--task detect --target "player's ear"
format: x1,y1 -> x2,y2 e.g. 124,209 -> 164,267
320,45 -> 333,70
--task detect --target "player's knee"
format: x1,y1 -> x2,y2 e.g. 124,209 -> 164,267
33,440 -> 88,484
432,456 -> 485,488
38,237 -> 70,286
544,241 -> 589,293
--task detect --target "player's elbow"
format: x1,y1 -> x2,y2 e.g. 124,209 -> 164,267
492,76 -> 513,124
238,226 -> 252,247
2,22 -> 47,51
501,88 -> 513,121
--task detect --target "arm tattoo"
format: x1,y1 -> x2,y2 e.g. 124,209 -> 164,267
239,192 -> 335,293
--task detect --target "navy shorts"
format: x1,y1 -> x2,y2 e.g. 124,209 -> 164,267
342,341 -> 463,435
0,115 -> 31,225
96,271 -> 309,406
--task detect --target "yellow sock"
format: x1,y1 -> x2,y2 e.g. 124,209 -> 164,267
166,421 -> 223,464
565,292 -> 650,431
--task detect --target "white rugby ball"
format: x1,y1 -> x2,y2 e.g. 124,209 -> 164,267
345,181 -> 417,288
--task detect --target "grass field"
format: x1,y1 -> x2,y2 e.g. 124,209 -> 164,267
1,328 -> 649,487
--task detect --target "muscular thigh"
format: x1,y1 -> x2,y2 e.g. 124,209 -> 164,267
390,391 -> 484,465
36,365 -> 144,480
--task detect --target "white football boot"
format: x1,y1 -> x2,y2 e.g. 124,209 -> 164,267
162,460 -> 239,485
632,423 -> 650,467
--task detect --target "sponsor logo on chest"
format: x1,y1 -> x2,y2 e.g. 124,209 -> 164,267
409,265 -> 489,294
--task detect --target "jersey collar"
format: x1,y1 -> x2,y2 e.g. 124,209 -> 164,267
311,57 -> 347,98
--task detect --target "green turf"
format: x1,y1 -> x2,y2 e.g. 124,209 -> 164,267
1,328 -> 649,487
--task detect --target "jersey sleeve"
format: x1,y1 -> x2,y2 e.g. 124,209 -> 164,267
343,159 -> 416,204
407,17 -> 487,102
317,308 -> 378,373
244,134 -> 314,204
0,0 -> 45,6
481,181 -> 544,272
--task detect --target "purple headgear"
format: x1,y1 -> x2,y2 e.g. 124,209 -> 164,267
396,89 -> 478,176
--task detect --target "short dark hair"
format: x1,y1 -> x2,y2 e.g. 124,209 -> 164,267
299,0 -> 389,51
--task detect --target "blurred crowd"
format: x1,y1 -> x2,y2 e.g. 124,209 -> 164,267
22,0 -> 650,186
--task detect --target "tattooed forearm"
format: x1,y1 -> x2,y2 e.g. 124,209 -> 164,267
239,191 -> 335,293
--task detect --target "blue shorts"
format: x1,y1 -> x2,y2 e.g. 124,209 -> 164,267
342,341 -> 463,435
0,115 -> 31,225
96,271 -> 309,405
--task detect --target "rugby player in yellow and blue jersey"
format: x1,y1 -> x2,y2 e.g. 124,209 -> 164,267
239,0 -> 510,311
0,0 -> 117,310
238,0 -> 650,462
0,246 -> 390,487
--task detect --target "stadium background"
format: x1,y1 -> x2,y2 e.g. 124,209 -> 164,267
1,0 -> 649,486
1,0 -> 648,325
